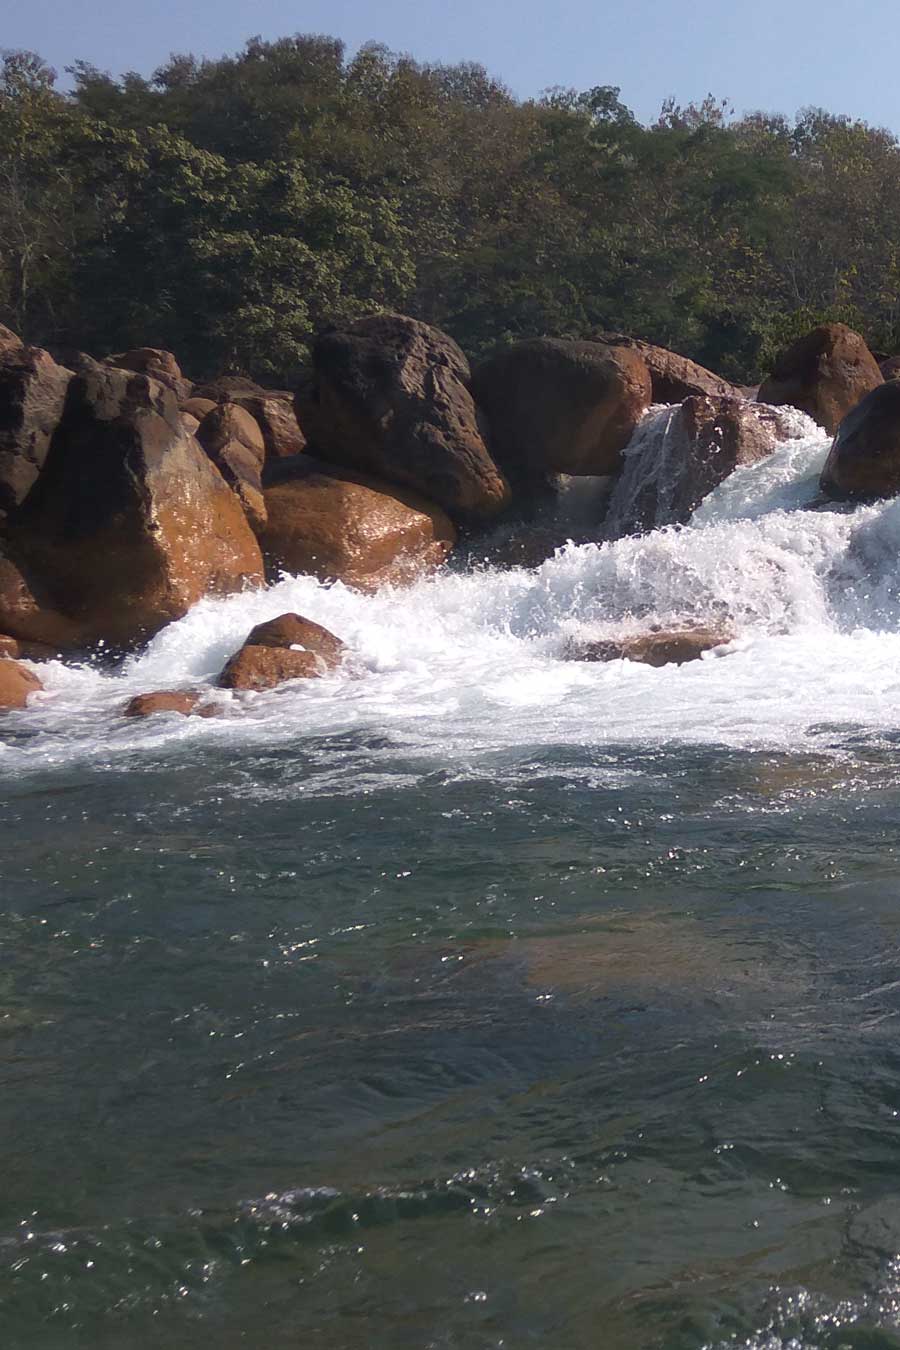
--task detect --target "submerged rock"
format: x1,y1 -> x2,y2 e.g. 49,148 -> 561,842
565,628 -> 732,667
261,456 -> 456,590
11,365 -> 264,649
471,337 -> 651,481
243,612 -> 346,662
757,323 -> 882,434
0,343 -> 73,518
0,657 -> 42,710
124,690 -> 220,718
298,313 -> 509,521
820,379 -> 900,500
195,404 -> 267,534
598,333 -> 740,403
218,610 -> 346,691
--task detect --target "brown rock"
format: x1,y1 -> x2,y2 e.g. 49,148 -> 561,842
261,456 -> 456,590
0,633 -> 59,660
598,334 -> 740,403
471,338 -> 652,480
181,397 -> 217,421
192,375 -> 284,402
105,347 -> 191,400
180,412 -> 200,436
195,404 -> 267,534
298,313 -> 509,520
757,324 -> 882,433
217,644 -> 324,690
566,628 -> 732,667
0,553 -> 85,648
605,395 -> 793,536
0,324 -> 21,351
820,379 -> 900,499
880,357 -> 900,381
0,657 -> 42,710
12,366 -> 264,648
244,611 -> 345,665
123,690 -> 220,718
234,394 -> 306,459
0,344 -> 73,517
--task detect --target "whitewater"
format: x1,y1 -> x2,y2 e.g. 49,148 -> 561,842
5,404 -> 900,774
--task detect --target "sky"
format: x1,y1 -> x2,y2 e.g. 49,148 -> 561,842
3,0 -> 897,130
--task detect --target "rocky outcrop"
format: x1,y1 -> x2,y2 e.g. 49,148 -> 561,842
123,690 -> 220,718
11,365 -> 264,648
0,344 -> 73,518
565,628 -> 732,666
604,395 -> 794,537
105,347 -> 192,401
195,404 -> 267,534
598,334 -> 740,402
298,314 -> 509,521
217,612 -> 345,691
757,324 -> 882,433
234,394 -> 306,459
0,657 -> 42,709
471,337 -> 651,481
820,379 -> 900,500
262,456 -> 456,590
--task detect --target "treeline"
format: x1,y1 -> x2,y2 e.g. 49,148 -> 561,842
2,35 -> 900,385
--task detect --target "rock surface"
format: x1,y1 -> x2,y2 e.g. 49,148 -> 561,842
880,357 -> 900,381
123,690 -> 219,718
0,344 -> 73,518
599,334 -> 740,402
234,395 -> 306,459
471,337 -> 651,480
0,553 -> 85,648
820,379 -> 900,499
757,324 -> 882,433
565,628 -> 732,667
105,347 -> 191,400
12,365 -> 263,648
0,657 -> 42,709
0,633 -> 59,660
243,611 -> 346,664
195,404 -> 267,533
262,456 -> 456,590
298,314 -> 509,520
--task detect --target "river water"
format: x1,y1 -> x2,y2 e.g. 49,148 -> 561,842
5,412 -> 900,1348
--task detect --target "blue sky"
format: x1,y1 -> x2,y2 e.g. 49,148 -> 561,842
4,0 -> 896,129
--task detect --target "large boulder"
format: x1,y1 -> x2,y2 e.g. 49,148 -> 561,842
298,314 -> 509,520
233,394 -> 306,459
217,611 -> 345,690
0,344 -> 73,518
757,324 -> 882,433
0,553 -> 84,648
195,404 -> 267,534
598,334 -> 740,403
820,379 -> 900,500
0,657 -> 42,710
261,456 -> 456,590
11,366 -> 264,648
105,348 -> 191,401
471,338 -> 651,481
565,628 -> 732,667
604,395 -> 794,537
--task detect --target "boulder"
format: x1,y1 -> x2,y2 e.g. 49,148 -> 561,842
192,374 -> 286,402
234,394 -> 306,459
880,357 -> 900,381
298,313 -> 509,520
123,690 -> 220,718
820,379 -> 900,500
181,396 -> 217,421
598,333 -> 740,402
471,338 -> 651,481
217,611 -> 345,690
180,412 -> 200,437
105,347 -> 191,400
261,456 -> 456,590
565,628 -> 732,667
0,633 -> 58,660
0,657 -> 42,710
0,344 -> 73,517
195,404 -> 267,533
11,366 -> 264,648
757,324 -> 882,433
604,396 -> 794,537
0,324 -> 21,351
0,553 -> 85,648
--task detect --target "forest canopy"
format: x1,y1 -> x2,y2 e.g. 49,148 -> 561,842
1,35 -> 898,385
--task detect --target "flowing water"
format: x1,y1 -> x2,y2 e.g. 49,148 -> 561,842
7,410 -> 900,1348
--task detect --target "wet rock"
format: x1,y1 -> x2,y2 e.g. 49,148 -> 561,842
565,627 -> 732,667
233,394 -> 306,459
598,333 -> 740,402
0,553 -> 85,648
820,379 -> 900,500
298,313 -> 509,521
0,343 -> 73,517
261,455 -> 456,590
123,690 -> 221,718
0,633 -> 59,660
0,657 -> 42,710
104,347 -> 192,400
11,365 -> 264,648
243,611 -> 346,665
218,644 -> 325,690
757,323 -> 882,433
604,396 -> 794,537
195,404 -> 267,534
471,337 -> 651,481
